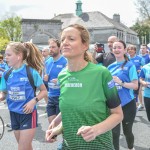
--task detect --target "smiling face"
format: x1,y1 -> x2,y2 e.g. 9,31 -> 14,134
112,41 -> 126,61
127,45 -> 136,58
60,26 -> 88,60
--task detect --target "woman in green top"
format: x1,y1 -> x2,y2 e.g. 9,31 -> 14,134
45,24 -> 123,150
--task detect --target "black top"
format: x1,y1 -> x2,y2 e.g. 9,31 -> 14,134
96,52 -> 116,67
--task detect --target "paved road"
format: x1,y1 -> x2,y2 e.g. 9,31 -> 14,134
0,100 -> 150,150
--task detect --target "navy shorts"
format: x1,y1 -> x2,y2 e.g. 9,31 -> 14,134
46,96 -> 60,117
10,110 -> 38,130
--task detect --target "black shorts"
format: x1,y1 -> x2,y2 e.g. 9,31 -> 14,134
46,96 -> 60,117
10,110 -> 38,130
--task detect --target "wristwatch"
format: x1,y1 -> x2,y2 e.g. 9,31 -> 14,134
35,97 -> 39,103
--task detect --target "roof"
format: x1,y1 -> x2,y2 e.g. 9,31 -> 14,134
51,11 -> 137,35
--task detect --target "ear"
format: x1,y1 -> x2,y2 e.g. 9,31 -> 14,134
82,43 -> 89,51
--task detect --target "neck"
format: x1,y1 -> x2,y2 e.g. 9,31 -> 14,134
13,63 -> 23,70
116,57 -> 125,62
67,60 -> 88,72
53,53 -> 61,61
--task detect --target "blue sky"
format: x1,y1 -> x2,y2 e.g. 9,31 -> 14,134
0,0 -> 139,27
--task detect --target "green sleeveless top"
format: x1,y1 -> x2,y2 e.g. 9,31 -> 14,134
58,62 -> 120,150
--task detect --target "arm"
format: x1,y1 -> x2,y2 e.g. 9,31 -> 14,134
113,76 -> 138,90
23,83 -> 47,114
77,105 -> 123,142
140,77 -> 149,88
48,112 -> 62,129
46,122 -> 63,143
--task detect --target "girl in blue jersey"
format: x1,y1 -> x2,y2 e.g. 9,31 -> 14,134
0,42 -> 47,150
140,63 -> 150,121
108,40 -> 138,150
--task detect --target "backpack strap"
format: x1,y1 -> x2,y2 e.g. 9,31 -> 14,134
4,68 -> 13,81
26,65 -> 36,96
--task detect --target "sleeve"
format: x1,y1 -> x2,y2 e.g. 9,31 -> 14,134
102,69 -> 121,109
32,69 -> 44,87
0,75 -> 7,91
139,68 -> 145,79
129,65 -> 138,81
96,53 -> 103,63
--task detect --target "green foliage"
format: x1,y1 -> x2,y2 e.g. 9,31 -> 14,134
131,21 -> 150,44
0,37 -> 9,51
0,15 -> 22,42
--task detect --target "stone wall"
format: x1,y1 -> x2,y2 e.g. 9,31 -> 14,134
21,19 -> 62,45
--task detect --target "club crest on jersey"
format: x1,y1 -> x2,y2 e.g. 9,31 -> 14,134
107,79 -> 115,89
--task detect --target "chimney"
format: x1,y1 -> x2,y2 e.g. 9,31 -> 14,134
113,14 -> 120,23
76,0 -> 82,16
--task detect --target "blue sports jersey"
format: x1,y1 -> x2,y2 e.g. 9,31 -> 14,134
47,56 -> 67,97
0,62 -> 9,77
140,63 -> 150,98
0,64 -> 43,114
129,55 -> 145,77
108,61 -> 138,106
141,54 -> 150,65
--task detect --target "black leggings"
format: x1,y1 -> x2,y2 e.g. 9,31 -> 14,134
112,100 -> 136,150
144,97 -> 150,121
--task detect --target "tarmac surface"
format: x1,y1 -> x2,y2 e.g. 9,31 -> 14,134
0,99 -> 150,150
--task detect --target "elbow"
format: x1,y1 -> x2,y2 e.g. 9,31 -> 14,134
133,81 -> 138,90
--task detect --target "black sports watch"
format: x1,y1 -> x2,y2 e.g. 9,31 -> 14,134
35,97 -> 39,103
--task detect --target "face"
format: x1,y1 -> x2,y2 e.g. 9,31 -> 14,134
112,42 -> 126,59
140,45 -> 147,55
49,41 -> 60,58
127,47 -> 136,57
5,46 -> 20,67
107,36 -> 117,51
42,48 -> 49,57
60,27 -> 88,59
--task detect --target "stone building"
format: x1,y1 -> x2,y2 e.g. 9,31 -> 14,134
21,0 -> 139,51
21,19 -> 62,46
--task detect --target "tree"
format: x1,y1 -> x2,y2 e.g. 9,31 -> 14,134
0,37 -> 9,52
131,21 -> 150,44
135,0 -> 150,20
0,14 -> 22,41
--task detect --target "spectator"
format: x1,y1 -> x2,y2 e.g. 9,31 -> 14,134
93,36 -> 118,67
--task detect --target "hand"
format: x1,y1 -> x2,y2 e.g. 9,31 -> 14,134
77,125 -> 96,142
23,98 -> 36,114
51,78 -> 58,84
94,44 -> 98,53
45,129 -> 57,143
44,74 -> 49,82
0,92 -> 6,101
46,124 -> 62,142
113,76 -> 122,85
141,81 -> 149,88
